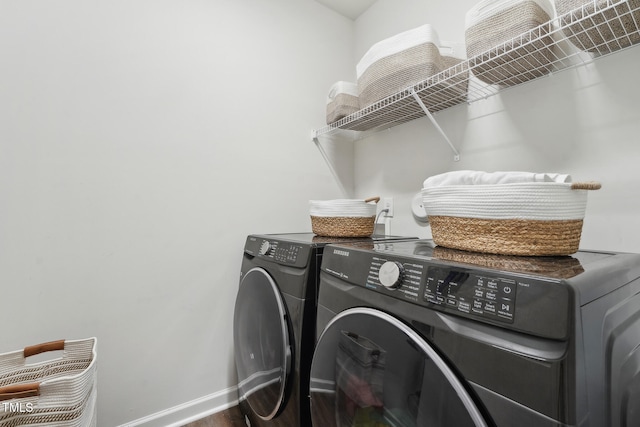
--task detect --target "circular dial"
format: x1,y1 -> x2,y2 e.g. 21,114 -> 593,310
379,261 -> 404,289
259,241 -> 273,256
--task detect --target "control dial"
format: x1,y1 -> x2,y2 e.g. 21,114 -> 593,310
379,261 -> 404,289
259,241 -> 273,256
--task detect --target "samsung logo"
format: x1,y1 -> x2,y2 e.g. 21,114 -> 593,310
333,249 -> 350,257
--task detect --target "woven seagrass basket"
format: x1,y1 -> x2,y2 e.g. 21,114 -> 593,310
310,197 -> 379,237
465,0 -> 555,86
556,0 -> 640,54
422,181 -> 601,256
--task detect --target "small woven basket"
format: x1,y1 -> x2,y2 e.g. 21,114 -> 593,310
556,0 -> 640,54
310,197 -> 379,238
423,181 -> 601,256
326,81 -> 360,125
465,0 -> 555,86
0,338 -> 97,427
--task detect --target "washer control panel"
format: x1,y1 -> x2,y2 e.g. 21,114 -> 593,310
368,258 -> 516,323
424,267 -> 517,323
321,242 -> 571,338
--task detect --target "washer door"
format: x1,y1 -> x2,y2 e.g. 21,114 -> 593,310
233,267 -> 292,420
310,307 -> 489,427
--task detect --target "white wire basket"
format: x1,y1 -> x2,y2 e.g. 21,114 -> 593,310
0,338 -> 97,427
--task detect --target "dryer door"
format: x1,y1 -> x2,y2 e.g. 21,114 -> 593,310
310,307 -> 490,427
233,267 -> 292,420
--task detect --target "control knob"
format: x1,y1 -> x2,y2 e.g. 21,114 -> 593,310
259,241 -> 273,256
379,261 -> 404,289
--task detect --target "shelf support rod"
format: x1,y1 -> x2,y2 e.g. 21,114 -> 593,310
311,130 -> 350,197
410,89 -> 460,162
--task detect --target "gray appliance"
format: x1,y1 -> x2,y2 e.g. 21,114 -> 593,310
233,233 -> 416,427
310,239 -> 640,427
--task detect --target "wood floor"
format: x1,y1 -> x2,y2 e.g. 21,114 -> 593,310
182,405 -> 247,427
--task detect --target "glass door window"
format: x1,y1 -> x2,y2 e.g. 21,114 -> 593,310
310,307 -> 489,427
233,267 -> 291,420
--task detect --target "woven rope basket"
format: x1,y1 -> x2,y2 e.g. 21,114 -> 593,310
466,0 -> 555,86
423,181 -> 601,256
0,338 -> 97,427
358,42 -> 447,108
556,0 -> 640,54
310,197 -> 379,237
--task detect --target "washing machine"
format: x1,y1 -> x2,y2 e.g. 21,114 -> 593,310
233,233 -> 416,427
309,239 -> 640,427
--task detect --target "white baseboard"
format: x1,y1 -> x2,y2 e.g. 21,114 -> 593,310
117,386 -> 239,427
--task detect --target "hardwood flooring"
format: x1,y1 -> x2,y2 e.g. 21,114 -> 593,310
181,405 -> 247,427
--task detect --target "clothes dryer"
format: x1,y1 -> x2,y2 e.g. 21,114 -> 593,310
310,239 -> 640,427
233,233 -> 416,427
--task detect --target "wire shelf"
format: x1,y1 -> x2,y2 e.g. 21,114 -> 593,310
314,0 -> 640,139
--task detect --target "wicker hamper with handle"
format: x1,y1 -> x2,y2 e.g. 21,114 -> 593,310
0,338 -> 97,427
421,171 -> 601,256
465,0 -> 556,86
556,0 -> 640,54
310,197 -> 380,237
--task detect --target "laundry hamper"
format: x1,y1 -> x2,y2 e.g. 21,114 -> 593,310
357,25 -> 453,110
310,197 -> 379,237
0,338 -> 97,427
465,0 -> 556,86
556,0 -> 640,54
421,171 -> 601,256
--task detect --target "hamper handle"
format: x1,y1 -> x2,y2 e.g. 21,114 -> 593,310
24,339 -> 65,358
571,182 -> 601,190
0,383 -> 40,401
364,196 -> 380,203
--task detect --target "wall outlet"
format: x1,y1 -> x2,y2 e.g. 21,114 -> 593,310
383,197 -> 394,217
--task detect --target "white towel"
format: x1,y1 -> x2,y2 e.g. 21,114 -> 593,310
423,170 -> 571,189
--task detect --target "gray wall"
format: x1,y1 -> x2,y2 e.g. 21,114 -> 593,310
0,0 -> 352,425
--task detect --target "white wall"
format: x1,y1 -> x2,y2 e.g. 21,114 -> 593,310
353,0 -> 640,253
0,0 -> 352,425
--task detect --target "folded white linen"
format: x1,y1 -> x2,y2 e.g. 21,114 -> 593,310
423,170 -> 571,189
